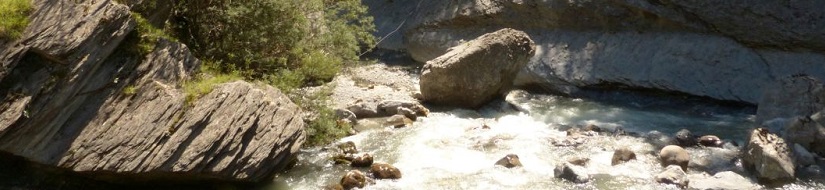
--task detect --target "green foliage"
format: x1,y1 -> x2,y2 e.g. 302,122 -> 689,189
182,62 -> 243,105
296,87 -> 352,147
172,0 -> 375,90
0,0 -> 32,40
131,12 -> 175,54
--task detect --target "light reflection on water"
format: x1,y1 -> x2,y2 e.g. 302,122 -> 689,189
272,91 -> 823,190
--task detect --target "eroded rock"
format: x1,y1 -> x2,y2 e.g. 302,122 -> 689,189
419,28 -> 535,108
743,128 -> 795,185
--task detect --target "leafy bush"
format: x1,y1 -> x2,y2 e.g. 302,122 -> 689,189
172,0 -> 375,90
0,0 -> 32,40
293,87 -> 353,147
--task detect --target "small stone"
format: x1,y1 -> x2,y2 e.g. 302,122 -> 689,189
340,170 -> 367,190
337,141 -> 358,154
674,129 -> 697,147
385,114 -> 413,128
794,143 -> 815,167
397,107 -> 417,120
554,162 -> 590,183
350,153 -> 374,167
494,154 -> 523,168
611,147 -> 636,165
656,165 -> 689,187
659,145 -> 690,171
567,157 -> 589,166
698,135 -> 723,147
370,163 -> 402,179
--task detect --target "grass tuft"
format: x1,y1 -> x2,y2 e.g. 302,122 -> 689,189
0,0 -> 32,40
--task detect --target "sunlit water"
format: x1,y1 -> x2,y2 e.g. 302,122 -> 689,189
272,91 -> 825,190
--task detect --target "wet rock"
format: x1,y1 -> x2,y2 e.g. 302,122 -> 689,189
567,157 -> 590,166
335,108 -> 358,124
674,129 -> 698,147
347,102 -> 380,118
370,163 -> 402,179
799,165 -> 824,178
698,135 -> 723,148
794,143 -> 816,167
505,89 -> 533,113
419,28 -> 536,108
324,184 -> 344,190
332,154 -> 355,165
743,128 -> 795,185
582,124 -> 601,133
413,104 -> 430,117
659,145 -> 690,171
611,147 -> 636,166
350,153 -> 374,167
377,100 -> 421,116
688,171 -> 758,190
494,154 -> 523,168
340,170 -> 367,190
655,165 -> 689,188
397,107 -> 417,121
554,162 -> 590,183
385,114 -> 413,128
337,141 -> 359,154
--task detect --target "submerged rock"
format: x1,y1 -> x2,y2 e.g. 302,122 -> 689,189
656,165 -> 689,188
370,163 -> 402,179
340,170 -> 367,190
494,154 -> 523,168
554,162 -> 590,183
611,147 -> 636,166
337,141 -> 359,154
567,157 -> 590,166
419,28 -> 536,108
659,145 -> 690,171
743,128 -> 795,185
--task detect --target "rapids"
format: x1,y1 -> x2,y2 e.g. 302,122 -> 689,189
272,89 -> 825,190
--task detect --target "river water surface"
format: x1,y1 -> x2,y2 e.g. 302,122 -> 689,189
272,89 -> 825,190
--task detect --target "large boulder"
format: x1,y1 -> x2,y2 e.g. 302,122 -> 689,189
0,1 -> 304,183
743,128 -> 795,185
419,28 -> 536,108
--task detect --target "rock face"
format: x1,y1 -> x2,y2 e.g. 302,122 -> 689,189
365,0 -> 825,104
0,0 -> 304,183
554,162 -> 590,183
419,28 -> 536,108
659,145 -> 690,172
756,76 -> 825,123
743,128 -> 795,185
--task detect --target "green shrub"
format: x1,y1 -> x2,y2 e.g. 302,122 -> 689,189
172,0 -> 375,90
295,87 -> 352,147
131,12 -> 175,54
182,62 -> 243,105
0,0 -> 32,40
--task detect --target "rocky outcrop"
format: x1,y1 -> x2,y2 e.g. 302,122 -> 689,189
0,0 -> 304,183
743,128 -> 795,185
364,0 -> 825,104
419,28 -> 535,108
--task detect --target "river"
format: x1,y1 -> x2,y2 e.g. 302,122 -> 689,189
272,86 -> 825,189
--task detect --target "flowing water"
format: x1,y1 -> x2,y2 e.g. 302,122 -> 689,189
272,89 -> 825,190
